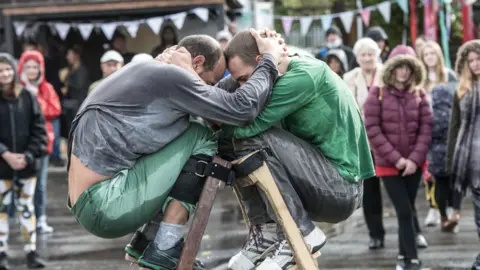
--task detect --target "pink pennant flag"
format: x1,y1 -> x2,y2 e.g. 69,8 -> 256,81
281,16 -> 294,37
360,8 -> 371,27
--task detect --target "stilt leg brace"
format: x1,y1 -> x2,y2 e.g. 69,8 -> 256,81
169,154 -> 236,205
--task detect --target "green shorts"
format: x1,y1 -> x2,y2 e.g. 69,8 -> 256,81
67,122 -> 217,239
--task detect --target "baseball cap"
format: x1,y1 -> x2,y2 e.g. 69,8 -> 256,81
100,50 -> 124,64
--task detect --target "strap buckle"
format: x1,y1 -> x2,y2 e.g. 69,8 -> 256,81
195,160 -> 209,177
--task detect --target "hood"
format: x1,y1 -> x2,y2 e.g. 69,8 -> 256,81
17,50 -> 46,95
455,40 -> 480,76
0,53 -> 20,99
380,45 -> 425,89
326,49 -> 348,72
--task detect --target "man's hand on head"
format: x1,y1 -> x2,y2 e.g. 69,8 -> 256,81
250,28 -> 288,67
155,46 -> 204,81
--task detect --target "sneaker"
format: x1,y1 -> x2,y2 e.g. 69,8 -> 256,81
125,216 -> 162,264
416,234 -> 428,249
26,251 -> 46,268
138,240 -> 205,270
36,216 -> 54,234
395,255 -> 406,270
424,208 -> 440,227
0,252 -> 9,270
228,224 -> 278,270
405,259 -> 423,270
472,252 -> 480,270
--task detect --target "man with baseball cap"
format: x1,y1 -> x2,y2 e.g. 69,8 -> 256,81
88,50 -> 124,93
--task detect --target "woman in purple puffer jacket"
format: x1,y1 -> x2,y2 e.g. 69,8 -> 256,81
364,45 -> 433,270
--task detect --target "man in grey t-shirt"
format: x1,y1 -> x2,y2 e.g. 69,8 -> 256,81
67,30 -> 285,269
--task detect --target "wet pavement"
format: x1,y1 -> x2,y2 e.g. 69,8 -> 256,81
6,167 -> 477,269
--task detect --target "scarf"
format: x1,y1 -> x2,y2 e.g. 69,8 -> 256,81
451,83 -> 479,193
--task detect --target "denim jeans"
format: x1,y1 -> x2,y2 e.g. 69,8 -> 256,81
34,155 -> 50,219
51,118 -> 61,159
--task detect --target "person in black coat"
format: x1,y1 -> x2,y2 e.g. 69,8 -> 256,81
0,53 -> 47,269
428,83 -> 454,230
365,26 -> 391,63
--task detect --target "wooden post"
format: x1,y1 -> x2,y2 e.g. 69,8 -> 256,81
177,157 -> 231,270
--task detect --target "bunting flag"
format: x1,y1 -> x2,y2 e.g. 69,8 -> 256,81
169,12 -> 187,30
55,23 -> 71,40
101,22 -> 118,40
146,17 -> 164,35
320,15 -> 333,31
360,9 -> 371,26
191,8 -> 209,22
339,11 -> 355,33
281,16 -> 294,36
378,1 -> 391,23
77,23 -> 94,40
300,16 -> 313,36
124,21 -> 140,38
13,21 -> 26,37
397,0 -> 409,14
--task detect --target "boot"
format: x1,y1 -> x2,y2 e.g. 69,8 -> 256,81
0,252 -> 9,270
26,251 -> 46,268
138,240 -> 205,270
442,210 -> 460,233
368,237 -> 384,250
440,216 -> 449,231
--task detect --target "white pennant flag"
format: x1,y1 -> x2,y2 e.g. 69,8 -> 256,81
169,12 -> 187,30
281,17 -> 294,37
13,22 -> 26,37
55,23 -> 71,40
300,16 -> 313,36
339,11 -> 355,33
378,1 -> 391,23
101,22 -> 118,40
147,17 -> 164,35
191,8 -> 209,22
124,21 -> 140,38
320,15 -> 333,31
77,23 -> 94,40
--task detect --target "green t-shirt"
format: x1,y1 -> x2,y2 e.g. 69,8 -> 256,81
222,56 -> 375,182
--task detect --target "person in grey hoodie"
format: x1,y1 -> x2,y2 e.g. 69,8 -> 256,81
325,49 -> 349,77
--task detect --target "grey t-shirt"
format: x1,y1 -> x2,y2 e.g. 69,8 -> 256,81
68,54 -> 277,176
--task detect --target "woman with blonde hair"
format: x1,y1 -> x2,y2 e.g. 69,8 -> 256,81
419,40 -> 457,228
344,38 -> 386,249
445,40 -> 480,269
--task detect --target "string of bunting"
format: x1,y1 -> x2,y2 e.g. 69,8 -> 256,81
277,0 -> 408,37
12,7 -> 210,41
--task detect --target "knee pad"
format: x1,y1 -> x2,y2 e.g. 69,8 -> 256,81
169,155 -> 212,205
169,154 -> 235,205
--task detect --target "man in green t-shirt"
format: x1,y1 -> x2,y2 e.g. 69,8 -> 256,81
221,30 -> 375,270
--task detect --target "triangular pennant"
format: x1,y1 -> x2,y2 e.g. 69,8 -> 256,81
55,23 -> 71,40
146,17 -> 164,35
101,22 -> 118,40
191,8 -> 209,22
300,16 -> 313,36
339,11 -> 354,33
13,21 -> 26,37
281,16 -> 294,37
124,21 -> 139,38
77,23 -> 94,40
169,12 -> 187,30
320,15 -> 333,31
360,9 -> 371,27
378,1 -> 391,23
397,0 -> 409,14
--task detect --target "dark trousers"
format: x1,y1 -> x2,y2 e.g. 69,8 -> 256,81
453,186 -> 480,237
363,176 -> 385,239
382,170 -> 422,260
434,176 -> 452,218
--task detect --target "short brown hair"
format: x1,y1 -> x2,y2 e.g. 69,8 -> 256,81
178,35 -> 222,72
224,30 -> 259,66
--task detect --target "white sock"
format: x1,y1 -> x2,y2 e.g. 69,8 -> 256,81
154,222 -> 184,251
304,227 -> 326,251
